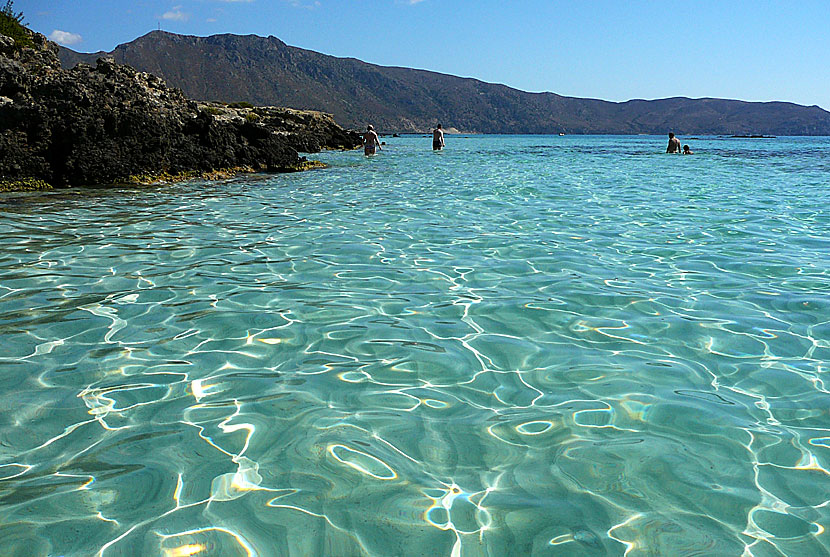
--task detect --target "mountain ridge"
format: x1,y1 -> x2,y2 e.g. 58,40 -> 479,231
59,30 -> 830,135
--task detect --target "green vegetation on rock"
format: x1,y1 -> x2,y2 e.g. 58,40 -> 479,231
121,161 -> 327,184
0,178 -> 52,192
289,160 -> 327,172
121,167 -> 259,186
0,1 -> 31,48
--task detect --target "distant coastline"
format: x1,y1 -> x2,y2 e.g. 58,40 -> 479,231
59,30 -> 830,136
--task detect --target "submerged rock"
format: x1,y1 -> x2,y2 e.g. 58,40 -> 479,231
571,527 -> 603,549
0,27 -> 361,189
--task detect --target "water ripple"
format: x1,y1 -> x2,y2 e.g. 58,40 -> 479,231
1,135 -> 829,555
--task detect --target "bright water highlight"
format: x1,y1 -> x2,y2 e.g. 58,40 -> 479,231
1,135 -> 830,555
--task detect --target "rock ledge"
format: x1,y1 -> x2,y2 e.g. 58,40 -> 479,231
0,28 -> 361,189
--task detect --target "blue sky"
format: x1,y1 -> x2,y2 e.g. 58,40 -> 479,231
20,0 -> 830,110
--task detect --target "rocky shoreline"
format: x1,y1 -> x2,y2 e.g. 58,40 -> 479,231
0,27 -> 361,192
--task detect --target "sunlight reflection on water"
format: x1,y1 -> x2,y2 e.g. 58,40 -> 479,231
1,135 -> 829,555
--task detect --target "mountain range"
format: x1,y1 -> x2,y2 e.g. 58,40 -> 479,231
59,31 -> 830,135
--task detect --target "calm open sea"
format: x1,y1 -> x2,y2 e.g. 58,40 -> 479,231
1,135 -> 829,556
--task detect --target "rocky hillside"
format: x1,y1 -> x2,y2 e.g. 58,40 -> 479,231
0,27 -> 361,190
60,31 -> 830,135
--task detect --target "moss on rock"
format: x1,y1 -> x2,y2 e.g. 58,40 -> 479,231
288,160 -> 327,172
121,166 -> 261,185
0,177 -> 52,192
121,161 -> 326,184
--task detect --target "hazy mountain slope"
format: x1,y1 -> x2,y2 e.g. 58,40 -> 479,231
59,31 -> 830,134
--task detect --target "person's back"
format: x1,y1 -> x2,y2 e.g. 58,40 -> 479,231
667,132 -> 681,153
432,125 -> 445,151
364,124 -> 381,155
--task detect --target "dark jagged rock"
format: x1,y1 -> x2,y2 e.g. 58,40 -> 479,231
0,28 -> 361,189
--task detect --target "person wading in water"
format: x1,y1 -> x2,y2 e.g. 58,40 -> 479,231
432,124 -> 445,151
364,125 -> 382,155
666,132 -> 681,153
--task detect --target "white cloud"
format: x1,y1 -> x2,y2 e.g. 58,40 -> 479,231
282,0 -> 320,8
48,30 -> 83,46
162,6 -> 190,21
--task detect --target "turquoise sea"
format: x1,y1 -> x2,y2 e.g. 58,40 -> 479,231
1,135 -> 830,556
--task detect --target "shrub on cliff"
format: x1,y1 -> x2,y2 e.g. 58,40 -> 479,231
0,1 -> 30,48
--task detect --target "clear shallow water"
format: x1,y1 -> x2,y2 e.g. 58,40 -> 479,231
1,135 -> 829,556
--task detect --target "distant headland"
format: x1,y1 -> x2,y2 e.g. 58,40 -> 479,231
59,30 -> 830,136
